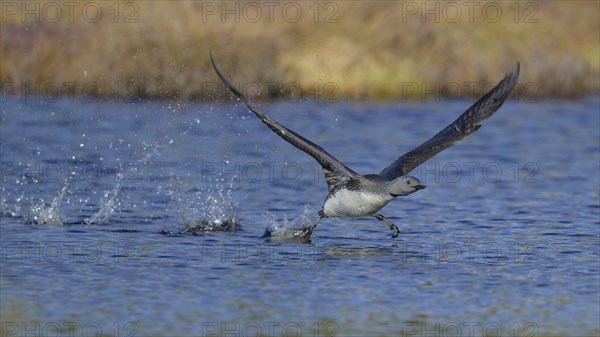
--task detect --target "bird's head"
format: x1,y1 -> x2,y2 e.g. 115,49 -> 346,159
388,176 -> 426,197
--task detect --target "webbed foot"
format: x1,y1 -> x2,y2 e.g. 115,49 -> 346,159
372,213 -> 400,239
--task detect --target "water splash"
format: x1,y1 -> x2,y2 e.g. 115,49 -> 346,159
84,172 -> 123,225
262,205 -> 320,240
0,196 -> 18,217
83,140 -> 162,225
175,179 -> 239,234
27,180 -> 69,226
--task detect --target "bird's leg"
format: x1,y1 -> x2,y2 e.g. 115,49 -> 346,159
295,211 -> 326,238
372,213 -> 399,238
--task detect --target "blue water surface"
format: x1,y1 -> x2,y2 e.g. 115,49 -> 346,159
1,96 -> 599,337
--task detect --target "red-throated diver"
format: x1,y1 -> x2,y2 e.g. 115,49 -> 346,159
211,52 -> 520,239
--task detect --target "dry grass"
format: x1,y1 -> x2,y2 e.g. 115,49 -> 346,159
1,0 -> 598,101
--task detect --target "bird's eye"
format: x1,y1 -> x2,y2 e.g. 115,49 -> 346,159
407,180 -> 411,185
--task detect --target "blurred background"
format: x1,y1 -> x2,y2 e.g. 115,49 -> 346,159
1,0 -> 599,101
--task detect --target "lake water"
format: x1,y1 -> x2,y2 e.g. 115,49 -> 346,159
1,96 -> 599,337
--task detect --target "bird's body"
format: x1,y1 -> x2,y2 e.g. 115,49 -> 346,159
210,52 -> 520,239
323,177 -> 394,217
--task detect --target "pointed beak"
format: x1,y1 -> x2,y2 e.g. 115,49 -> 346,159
414,184 -> 426,190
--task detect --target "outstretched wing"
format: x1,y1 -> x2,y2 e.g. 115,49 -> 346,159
380,63 -> 520,180
210,51 -> 360,192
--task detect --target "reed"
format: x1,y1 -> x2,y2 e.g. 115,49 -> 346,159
1,1 -> 598,101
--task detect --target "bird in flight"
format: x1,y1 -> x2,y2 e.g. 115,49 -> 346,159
210,51 -> 520,239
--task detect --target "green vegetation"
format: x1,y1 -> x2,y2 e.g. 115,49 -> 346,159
1,1 -> 598,101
